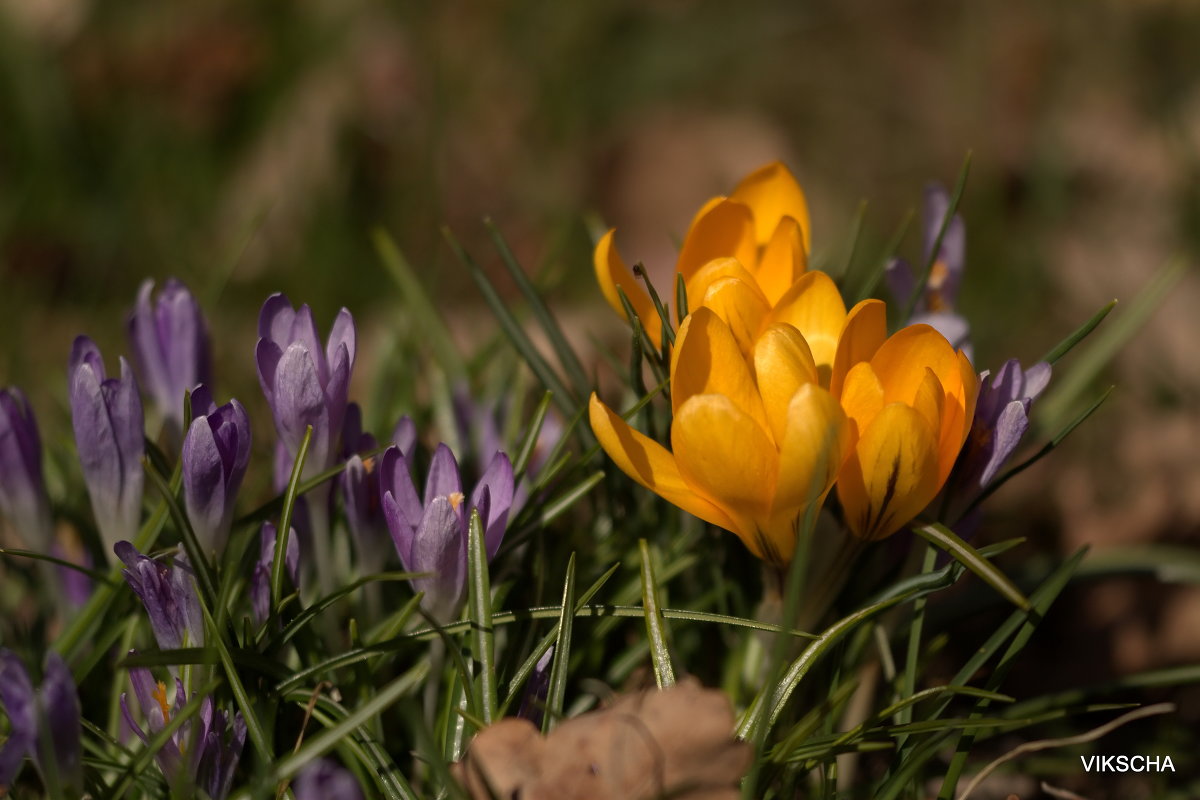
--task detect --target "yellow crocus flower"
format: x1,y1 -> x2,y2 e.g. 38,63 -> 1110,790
590,307 -> 851,564
595,162 -> 841,361
829,300 -> 979,540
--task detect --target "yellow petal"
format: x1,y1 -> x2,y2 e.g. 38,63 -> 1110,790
698,276 -> 770,358
910,367 -> 945,444
757,384 -> 851,563
676,199 -> 758,281
754,216 -> 807,305
931,349 -> 980,484
837,403 -> 940,540
752,323 -> 819,444
671,393 -> 778,560
670,307 -> 769,432
830,299 -> 887,400
684,256 -> 761,304
870,324 -> 961,408
730,161 -> 812,250
767,271 -> 848,386
594,229 -> 662,344
772,384 -> 851,520
588,394 -> 737,532
839,361 -> 884,436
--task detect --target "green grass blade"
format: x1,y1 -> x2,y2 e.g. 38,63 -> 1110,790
1038,257 -> 1184,433
1041,298 -> 1118,365
512,391 -> 553,479
272,661 -> 430,783
468,510 -> 497,724
498,562 -> 618,714
373,227 -> 465,376
904,152 -> 971,318
485,218 -> 591,398
543,554 -> 576,733
444,227 -> 578,417
854,207 -> 914,303
633,262 -> 676,348
271,424 -> 312,615
267,571 -> 422,649
935,547 -> 1090,799
638,539 -> 676,688
914,522 -> 1029,610
0,547 -> 116,583
201,600 -> 274,766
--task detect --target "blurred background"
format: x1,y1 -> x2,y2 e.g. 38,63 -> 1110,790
1,0 -> 1198,778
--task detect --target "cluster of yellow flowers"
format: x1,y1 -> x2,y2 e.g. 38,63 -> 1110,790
589,163 -> 979,564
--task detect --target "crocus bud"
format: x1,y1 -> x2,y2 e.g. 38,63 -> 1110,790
250,522 -> 300,624
341,407 -> 416,567
0,387 -> 53,550
0,651 -> 83,796
255,293 -> 355,477
128,278 -> 212,439
294,759 -> 365,800
121,660 -> 246,800
182,385 -> 251,556
115,541 -> 204,650
379,443 -> 513,621
69,336 -> 145,553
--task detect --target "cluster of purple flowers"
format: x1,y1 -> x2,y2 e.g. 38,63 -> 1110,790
1,278 -> 528,795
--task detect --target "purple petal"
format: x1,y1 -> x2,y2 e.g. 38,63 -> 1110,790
39,654 -> 82,790
189,384 -> 217,418
0,651 -> 36,787
391,415 -> 417,470
325,309 -> 356,379
1024,362 -> 1052,401
380,445 -> 423,538
423,444 -> 461,508
922,182 -> 965,295
471,452 -> 514,560
980,400 -> 1030,486
294,758 -> 364,800
258,293 -> 297,346
411,495 -> 467,621
272,343 -> 328,463
255,339 -> 283,410
289,305 -> 327,384
0,387 -> 53,549
182,415 -> 228,553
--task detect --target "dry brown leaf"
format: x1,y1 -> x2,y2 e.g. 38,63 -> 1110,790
453,680 -> 751,800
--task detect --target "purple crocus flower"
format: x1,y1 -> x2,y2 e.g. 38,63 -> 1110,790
885,182 -> 971,355
69,336 -> 145,554
250,522 -> 300,624
121,661 -> 246,799
341,405 -> 416,568
0,387 -> 54,551
0,651 -> 83,796
128,278 -> 212,440
962,359 -> 1052,488
255,294 -> 355,480
379,444 -> 514,622
293,759 -> 364,800
115,541 -> 204,651
182,385 -> 251,557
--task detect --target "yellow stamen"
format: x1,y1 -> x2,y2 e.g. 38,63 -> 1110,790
448,492 -> 465,511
